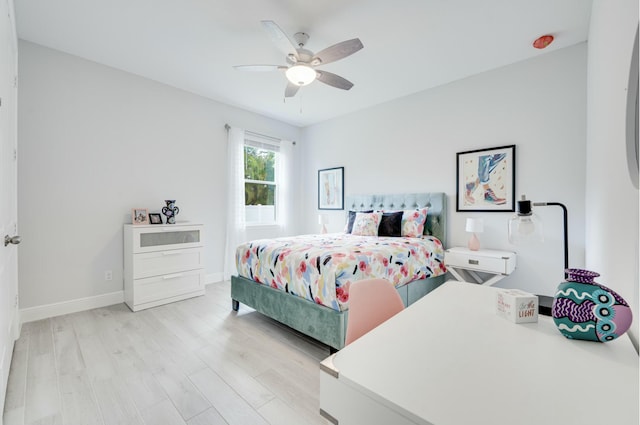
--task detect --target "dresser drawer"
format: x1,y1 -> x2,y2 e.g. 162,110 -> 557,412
132,269 -> 204,306
133,248 -> 203,279
445,248 -> 516,275
131,224 -> 203,253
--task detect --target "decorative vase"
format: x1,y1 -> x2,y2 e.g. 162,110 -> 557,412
161,200 -> 180,224
552,269 -> 633,342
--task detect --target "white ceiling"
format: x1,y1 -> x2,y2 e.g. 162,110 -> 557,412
15,0 -> 593,127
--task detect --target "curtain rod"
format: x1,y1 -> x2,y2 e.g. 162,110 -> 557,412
224,123 -> 295,145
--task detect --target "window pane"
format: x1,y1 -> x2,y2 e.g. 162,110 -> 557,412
244,146 -> 275,182
245,183 -> 276,223
245,183 -> 275,206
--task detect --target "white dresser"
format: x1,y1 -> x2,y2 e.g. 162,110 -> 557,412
124,223 -> 205,312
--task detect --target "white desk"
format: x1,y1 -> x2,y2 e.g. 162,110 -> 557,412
320,282 -> 639,425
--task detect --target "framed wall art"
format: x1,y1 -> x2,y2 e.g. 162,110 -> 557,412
456,145 -> 516,212
318,167 -> 344,210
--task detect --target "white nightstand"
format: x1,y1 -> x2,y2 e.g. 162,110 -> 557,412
444,247 -> 516,286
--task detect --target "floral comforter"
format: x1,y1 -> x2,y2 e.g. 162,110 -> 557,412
235,233 -> 446,312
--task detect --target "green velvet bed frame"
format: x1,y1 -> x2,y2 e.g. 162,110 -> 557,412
231,192 -> 447,351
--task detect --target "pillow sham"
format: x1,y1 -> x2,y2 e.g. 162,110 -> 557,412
378,211 -> 404,237
345,210 -> 373,233
351,212 -> 383,236
402,207 -> 429,237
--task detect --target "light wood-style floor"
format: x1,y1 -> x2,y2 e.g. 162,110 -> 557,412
2,281 -> 331,425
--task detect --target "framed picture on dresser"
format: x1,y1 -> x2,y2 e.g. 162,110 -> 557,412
148,213 -> 162,224
131,208 -> 149,225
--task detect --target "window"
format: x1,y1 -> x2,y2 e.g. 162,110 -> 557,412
244,136 -> 279,224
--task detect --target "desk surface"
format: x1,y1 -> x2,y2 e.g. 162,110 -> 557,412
328,282 -> 639,425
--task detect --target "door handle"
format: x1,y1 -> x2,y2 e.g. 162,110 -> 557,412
4,235 -> 21,247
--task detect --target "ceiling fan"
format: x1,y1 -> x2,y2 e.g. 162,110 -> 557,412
234,20 -> 364,98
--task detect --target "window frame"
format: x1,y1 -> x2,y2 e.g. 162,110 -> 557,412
243,135 -> 280,226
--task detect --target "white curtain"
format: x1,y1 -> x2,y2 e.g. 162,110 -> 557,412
277,139 -> 294,233
223,127 -> 247,281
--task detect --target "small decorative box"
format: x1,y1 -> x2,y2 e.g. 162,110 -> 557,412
496,289 -> 538,323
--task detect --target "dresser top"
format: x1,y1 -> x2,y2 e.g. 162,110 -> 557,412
124,222 -> 202,228
446,246 -> 516,258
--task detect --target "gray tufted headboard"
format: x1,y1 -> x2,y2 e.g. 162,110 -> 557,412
344,192 -> 447,246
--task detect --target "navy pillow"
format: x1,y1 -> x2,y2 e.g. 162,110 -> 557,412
378,211 -> 403,237
346,210 -> 373,233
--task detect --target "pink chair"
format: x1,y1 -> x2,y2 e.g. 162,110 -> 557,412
345,278 -> 405,345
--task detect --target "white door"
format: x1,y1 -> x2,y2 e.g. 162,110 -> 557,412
0,0 -> 19,417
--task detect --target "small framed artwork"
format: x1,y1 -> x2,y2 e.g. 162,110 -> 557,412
149,213 -> 163,225
132,208 -> 149,225
456,145 -> 516,212
318,167 -> 344,210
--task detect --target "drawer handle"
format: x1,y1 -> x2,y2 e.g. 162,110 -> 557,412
468,259 -> 479,265
163,273 -> 184,280
162,251 -> 183,256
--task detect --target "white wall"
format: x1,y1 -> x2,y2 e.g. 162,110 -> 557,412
301,45 -> 588,299
17,41 -> 302,310
586,0 -> 639,348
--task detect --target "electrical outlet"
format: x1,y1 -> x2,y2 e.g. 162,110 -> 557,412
104,270 -> 113,281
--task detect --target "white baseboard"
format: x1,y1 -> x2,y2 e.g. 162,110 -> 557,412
20,291 -> 124,324
19,273 -> 225,325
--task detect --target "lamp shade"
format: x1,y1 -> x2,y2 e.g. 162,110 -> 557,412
465,218 -> 484,233
318,214 -> 329,225
286,65 -> 317,86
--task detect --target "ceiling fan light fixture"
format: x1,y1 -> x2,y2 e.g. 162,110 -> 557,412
286,64 -> 316,86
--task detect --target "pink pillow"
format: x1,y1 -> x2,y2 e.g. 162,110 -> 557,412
402,208 -> 428,237
351,212 -> 382,236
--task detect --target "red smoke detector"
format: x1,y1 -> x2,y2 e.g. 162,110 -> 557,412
533,35 -> 554,49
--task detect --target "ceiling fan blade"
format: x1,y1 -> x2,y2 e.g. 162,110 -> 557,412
261,20 -> 299,59
285,82 -> 300,98
316,71 -> 354,90
311,38 -> 363,65
234,65 -> 286,72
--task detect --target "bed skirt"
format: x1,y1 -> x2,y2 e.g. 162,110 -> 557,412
231,274 -> 446,351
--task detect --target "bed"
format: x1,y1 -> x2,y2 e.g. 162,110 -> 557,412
231,192 -> 447,351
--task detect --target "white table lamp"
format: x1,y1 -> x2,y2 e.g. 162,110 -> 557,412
318,214 -> 329,234
465,218 -> 484,251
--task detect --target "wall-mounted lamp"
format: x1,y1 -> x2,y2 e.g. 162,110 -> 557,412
318,214 -> 329,234
508,194 -> 569,315
465,218 -> 484,251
